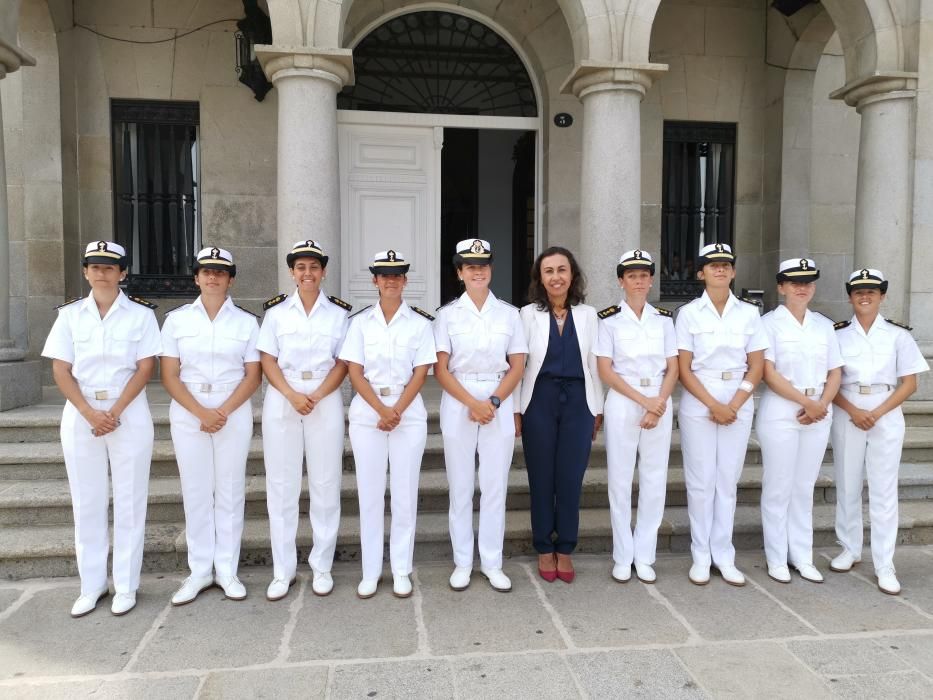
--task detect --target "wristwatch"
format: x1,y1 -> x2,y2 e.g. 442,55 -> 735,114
489,395 -> 502,409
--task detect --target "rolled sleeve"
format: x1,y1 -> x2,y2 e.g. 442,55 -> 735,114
41,314 -> 75,364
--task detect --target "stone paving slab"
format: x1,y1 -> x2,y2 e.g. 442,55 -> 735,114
451,652 -> 579,700
567,649 -> 706,698
199,667 -> 328,699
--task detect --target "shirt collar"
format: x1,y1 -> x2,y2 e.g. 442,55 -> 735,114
699,290 -> 737,315
458,291 -> 497,314
374,300 -> 411,325
192,295 -> 235,318
81,289 -> 128,319
287,290 -> 323,315
619,298 -> 651,323
774,303 -> 811,327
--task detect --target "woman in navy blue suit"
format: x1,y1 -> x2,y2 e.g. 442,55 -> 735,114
515,247 -> 604,582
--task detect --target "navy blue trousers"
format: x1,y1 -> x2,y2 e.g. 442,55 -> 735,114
522,377 -> 595,554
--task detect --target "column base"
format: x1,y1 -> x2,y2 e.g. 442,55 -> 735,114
0,360 -> 42,411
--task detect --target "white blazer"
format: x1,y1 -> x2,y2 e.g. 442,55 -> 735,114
516,303 -> 604,416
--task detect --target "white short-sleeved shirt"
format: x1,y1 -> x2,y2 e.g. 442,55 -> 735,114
433,292 -> 527,374
595,301 -> 677,379
761,305 -> 843,389
160,296 -> 260,385
256,291 -> 349,372
41,291 -> 162,389
835,315 -> 929,386
675,291 -> 769,372
338,302 -> 437,386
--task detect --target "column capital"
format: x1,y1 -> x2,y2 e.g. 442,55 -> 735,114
829,72 -> 918,111
255,45 -> 355,89
0,38 -> 36,80
560,61 -> 668,101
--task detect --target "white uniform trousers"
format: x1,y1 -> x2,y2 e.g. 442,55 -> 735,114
604,388 -> 673,568
831,387 -> 904,572
61,391 -> 153,596
262,379 -> 344,580
170,390 -> 253,580
440,380 -> 515,570
756,392 -> 831,568
679,377 -> 753,568
349,393 -> 428,581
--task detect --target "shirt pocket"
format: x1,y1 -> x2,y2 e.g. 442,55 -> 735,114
216,326 -> 251,363
73,324 -> 98,356
110,324 -> 144,364
487,322 -> 513,356
172,327 -> 202,363
275,321 -> 303,355
688,323 -> 720,356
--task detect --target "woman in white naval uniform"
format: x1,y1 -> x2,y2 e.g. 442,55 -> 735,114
160,247 -> 261,605
595,250 -> 678,585
676,242 -> 768,587
41,241 -> 161,618
339,250 -> 437,599
258,240 -> 352,602
829,268 -> 929,595
434,239 -> 527,593
756,258 -> 842,584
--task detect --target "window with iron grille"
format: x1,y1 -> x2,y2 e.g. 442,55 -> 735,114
660,121 -> 736,300
111,99 -> 201,296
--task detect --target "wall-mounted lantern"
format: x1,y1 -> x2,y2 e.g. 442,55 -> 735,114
235,0 -> 273,101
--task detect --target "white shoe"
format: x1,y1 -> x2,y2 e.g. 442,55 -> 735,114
481,567 -> 512,592
172,575 -> 215,606
688,562 -> 710,586
265,577 -> 296,602
111,592 -> 136,616
876,566 -> 901,595
793,563 -> 824,583
449,566 -> 472,591
393,574 -> 412,598
767,564 -> 791,584
312,570 -> 334,597
717,564 -> 746,587
70,588 -> 108,618
357,578 -> 379,599
215,575 -> 247,601
829,549 -> 861,572
634,562 -> 656,583
611,563 -> 632,583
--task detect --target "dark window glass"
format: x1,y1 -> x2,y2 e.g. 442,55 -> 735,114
338,11 -> 537,117
660,121 -> 736,300
111,99 -> 200,296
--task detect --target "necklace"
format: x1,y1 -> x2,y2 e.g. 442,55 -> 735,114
552,308 -> 567,326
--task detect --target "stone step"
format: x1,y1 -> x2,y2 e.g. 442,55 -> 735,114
3,500 -> 932,580
3,463 -> 932,528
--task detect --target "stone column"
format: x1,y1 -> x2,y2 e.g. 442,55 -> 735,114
832,74 -> 918,322
256,46 -> 353,293
563,63 -> 667,308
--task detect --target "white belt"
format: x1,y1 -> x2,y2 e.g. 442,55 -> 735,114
621,374 -> 664,387
372,384 -> 406,397
844,383 -> 894,395
696,369 -> 745,381
283,369 -> 329,381
455,372 -> 504,382
793,383 -> 825,397
80,386 -> 122,401
184,381 -> 239,394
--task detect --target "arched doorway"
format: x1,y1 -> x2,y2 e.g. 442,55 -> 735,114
336,10 -> 540,310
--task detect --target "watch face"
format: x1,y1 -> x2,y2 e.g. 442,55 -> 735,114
489,396 -> 501,408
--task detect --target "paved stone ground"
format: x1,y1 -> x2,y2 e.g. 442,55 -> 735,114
2,547 -> 933,699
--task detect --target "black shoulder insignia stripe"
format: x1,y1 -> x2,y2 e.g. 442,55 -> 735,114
656,307 -> 673,318
886,318 -> 913,331
739,296 -> 762,308
412,306 -> 435,322
263,293 -> 288,311
164,304 -> 189,315
834,320 -> 851,331
349,304 -> 372,319
129,295 -> 157,309
435,298 -> 457,312
598,305 -> 621,319
328,295 -> 352,312
54,297 -> 81,310
235,304 -> 259,319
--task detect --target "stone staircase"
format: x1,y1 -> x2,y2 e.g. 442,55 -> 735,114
1,381 -> 933,579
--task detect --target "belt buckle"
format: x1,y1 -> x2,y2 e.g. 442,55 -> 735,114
94,390 -> 108,400
721,371 -> 733,380
640,378 -> 651,387
200,383 -> 212,393
859,385 -> 872,395
804,388 -> 816,397
379,387 -> 391,396
301,371 -> 313,380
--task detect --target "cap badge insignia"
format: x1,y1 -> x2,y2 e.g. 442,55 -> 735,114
210,247 -> 220,259
715,243 -> 724,253
471,240 -> 484,254
97,241 -> 107,252
800,259 -> 808,270
861,269 -> 870,279
306,240 -> 315,249
387,250 -> 397,262
634,250 -> 642,259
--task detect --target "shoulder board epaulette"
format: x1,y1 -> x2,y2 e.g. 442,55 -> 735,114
412,306 -> 435,322
349,304 -> 372,319
598,305 -> 621,319
163,303 -> 190,315
656,307 -> 673,318
263,293 -> 288,311
834,320 -> 851,331
54,297 -> 81,310
235,304 -> 259,319
327,295 -> 352,312
739,296 -> 762,308
886,318 -> 913,331
435,298 -> 457,312
128,295 -> 157,309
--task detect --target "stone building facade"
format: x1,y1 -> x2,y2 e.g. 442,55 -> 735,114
1,0 -> 932,405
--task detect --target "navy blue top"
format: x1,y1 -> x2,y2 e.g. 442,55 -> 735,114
538,309 -> 585,380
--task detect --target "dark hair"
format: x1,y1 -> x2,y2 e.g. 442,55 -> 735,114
527,246 -> 586,311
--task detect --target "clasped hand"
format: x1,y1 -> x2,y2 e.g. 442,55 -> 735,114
708,402 -> 738,425
287,390 -> 323,416
640,396 -> 666,430
85,408 -> 120,437
377,405 -> 402,432
199,407 -> 228,433
469,399 -> 496,425
796,398 -> 828,425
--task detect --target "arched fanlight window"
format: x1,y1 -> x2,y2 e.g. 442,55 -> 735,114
339,11 -> 538,117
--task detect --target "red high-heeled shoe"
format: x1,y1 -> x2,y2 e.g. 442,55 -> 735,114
556,554 -> 575,583
538,554 -> 557,582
